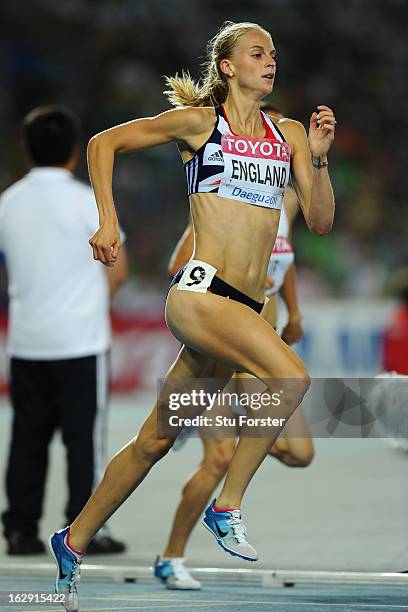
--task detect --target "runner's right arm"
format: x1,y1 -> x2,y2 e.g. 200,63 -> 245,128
87,107 -> 211,266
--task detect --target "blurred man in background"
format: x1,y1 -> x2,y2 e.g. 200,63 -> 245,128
0,106 -> 128,555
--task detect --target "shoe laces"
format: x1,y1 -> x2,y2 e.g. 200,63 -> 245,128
69,559 -> 82,590
171,558 -> 191,581
227,510 -> 248,544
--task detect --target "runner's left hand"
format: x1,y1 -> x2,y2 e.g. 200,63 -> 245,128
308,105 -> 336,157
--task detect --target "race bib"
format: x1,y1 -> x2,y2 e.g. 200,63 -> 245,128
218,133 -> 291,209
177,259 -> 217,293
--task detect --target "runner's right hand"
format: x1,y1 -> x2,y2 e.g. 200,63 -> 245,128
89,221 -> 120,267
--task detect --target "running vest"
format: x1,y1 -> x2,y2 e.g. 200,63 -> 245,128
265,203 -> 295,296
185,106 -> 291,210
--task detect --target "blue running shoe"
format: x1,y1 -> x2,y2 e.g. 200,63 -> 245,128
154,555 -> 201,589
203,499 -> 258,561
49,528 -> 82,612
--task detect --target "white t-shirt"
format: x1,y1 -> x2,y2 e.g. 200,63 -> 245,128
0,167 -> 114,359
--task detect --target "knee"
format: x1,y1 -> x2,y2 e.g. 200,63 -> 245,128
271,440 -> 315,468
284,365 -> 311,405
204,443 -> 235,478
136,433 -> 174,465
295,366 -> 311,396
264,361 -> 310,400
288,445 -> 315,468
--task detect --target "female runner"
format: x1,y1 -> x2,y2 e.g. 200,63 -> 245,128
49,21 -> 335,611
155,148 -> 314,589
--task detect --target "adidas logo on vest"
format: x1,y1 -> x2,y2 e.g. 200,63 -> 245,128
207,150 -> 223,163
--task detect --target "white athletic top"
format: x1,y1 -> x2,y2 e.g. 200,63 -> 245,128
185,105 -> 291,210
0,167 -> 118,359
265,203 -> 294,296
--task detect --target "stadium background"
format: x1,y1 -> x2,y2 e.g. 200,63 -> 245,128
1,0 -> 407,390
0,0 -> 408,577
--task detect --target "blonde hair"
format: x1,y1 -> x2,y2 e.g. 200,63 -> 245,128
164,21 -> 270,108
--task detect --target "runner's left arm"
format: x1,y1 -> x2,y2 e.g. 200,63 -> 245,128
286,106 -> 336,235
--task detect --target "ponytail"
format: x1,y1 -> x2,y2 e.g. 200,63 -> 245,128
164,21 -> 269,108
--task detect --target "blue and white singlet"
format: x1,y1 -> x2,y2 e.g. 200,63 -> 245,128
184,105 -> 291,210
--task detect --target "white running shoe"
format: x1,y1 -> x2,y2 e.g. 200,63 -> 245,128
154,555 -> 202,590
